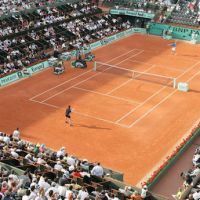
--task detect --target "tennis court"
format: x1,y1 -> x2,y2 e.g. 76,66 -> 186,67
30,43 -> 197,129
1,34 -> 200,185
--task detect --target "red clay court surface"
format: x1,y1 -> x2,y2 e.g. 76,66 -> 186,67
1,34 -> 200,186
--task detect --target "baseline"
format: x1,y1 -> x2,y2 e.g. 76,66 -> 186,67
30,98 -> 130,128
133,48 -> 200,62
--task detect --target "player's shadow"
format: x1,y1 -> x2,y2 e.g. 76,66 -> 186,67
75,123 -> 111,130
21,134 -> 38,140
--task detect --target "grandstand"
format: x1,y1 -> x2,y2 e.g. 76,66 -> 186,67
0,0 -> 200,200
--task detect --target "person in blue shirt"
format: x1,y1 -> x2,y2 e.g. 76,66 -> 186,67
170,41 -> 177,55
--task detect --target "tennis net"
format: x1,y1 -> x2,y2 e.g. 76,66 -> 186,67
93,61 -> 176,88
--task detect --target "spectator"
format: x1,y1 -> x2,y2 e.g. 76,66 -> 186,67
65,185 -> 74,200
54,161 -> 64,171
71,169 -> 81,178
189,166 -> 200,177
140,185 -> 150,199
172,188 -> 183,199
29,185 -> 37,199
57,181 -> 67,199
91,162 -> 104,177
193,151 -> 200,166
1,181 -> 8,193
35,188 -> 47,200
56,147 -> 66,158
119,186 -> 133,197
10,148 -> 19,159
12,127 -> 20,140
131,191 -> 142,200
22,189 -> 31,200
77,187 -> 89,200
193,189 -> 200,200
66,155 -> 76,166
47,189 -> 58,200
38,176 -> 50,192
18,171 -> 32,188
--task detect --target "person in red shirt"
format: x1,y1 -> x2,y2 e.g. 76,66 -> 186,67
71,169 -> 81,178
1,181 -> 8,193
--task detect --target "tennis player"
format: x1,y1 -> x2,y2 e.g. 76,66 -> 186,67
65,105 -> 73,126
170,41 -> 176,55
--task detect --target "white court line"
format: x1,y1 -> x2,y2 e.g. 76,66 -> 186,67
30,96 -> 129,128
115,85 -> 167,124
96,61 -> 174,79
107,64 -> 156,95
186,68 -> 200,82
154,65 -> 185,72
30,46 -> 200,128
29,49 -> 143,128
74,111 -> 129,128
116,60 -> 200,125
128,59 -> 154,66
30,99 -> 59,109
106,79 -> 133,95
129,59 -> 184,72
128,89 -> 177,127
127,61 -> 200,128
30,48 -> 139,100
41,50 -> 144,103
133,48 -> 200,62
30,62 -> 200,129
73,86 -> 140,104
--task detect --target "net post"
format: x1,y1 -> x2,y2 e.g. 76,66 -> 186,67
173,78 -> 176,89
93,61 -> 97,71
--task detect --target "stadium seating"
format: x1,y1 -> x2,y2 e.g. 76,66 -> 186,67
0,131 -> 153,200
166,0 -> 200,26
171,147 -> 200,199
0,0 -> 77,16
0,1 -> 132,77
102,0 -> 169,15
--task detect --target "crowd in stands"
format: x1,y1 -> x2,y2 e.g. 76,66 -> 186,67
102,0 -> 171,14
0,0 -> 60,15
3,0 -> 198,78
102,0 -> 200,28
172,147 -> 200,200
166,0 -> 200,26
0,128 -> 152,200
0,1 -> 132,77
